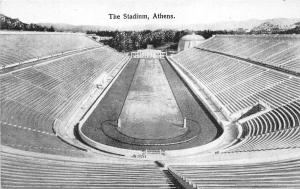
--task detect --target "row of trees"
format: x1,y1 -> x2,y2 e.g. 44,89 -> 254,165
2,23 -> 55,32
93,30 -> 185,52
107,30 -> 185,52
90,29 -> 237,52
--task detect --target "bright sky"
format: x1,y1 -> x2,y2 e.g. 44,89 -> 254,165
1,0 -> 300,29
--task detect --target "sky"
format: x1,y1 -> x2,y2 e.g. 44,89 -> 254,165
1,0 -> 300,29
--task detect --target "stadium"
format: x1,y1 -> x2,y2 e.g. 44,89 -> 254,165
1,30 -> 299,188
1,1 -> 300,187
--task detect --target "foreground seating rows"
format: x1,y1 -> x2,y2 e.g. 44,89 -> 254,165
168,158 -> 300,188
1,150 -> 176,189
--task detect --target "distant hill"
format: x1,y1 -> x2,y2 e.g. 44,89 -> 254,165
0,14 -> 54,31
0,14 -> 24,30
295,22 -> 300,27
38,23 -> 114,32
250,18 -> 300,33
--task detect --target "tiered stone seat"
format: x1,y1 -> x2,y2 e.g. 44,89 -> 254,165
1,151 -> 175,189
1,121 -> 86,156
282,58 -> 300,72
216,70 -> 289,113
1,48 -> 127,119
1,74 -> 67,116
240,77 -> 300,109
168,158 -> 300,188
172,49 -> 299,115
197,35 -> 300,73
1,42 -> 128,155
226,100 -> 300,152
0,97 -> 87,156
0,33 -> 101,67
0,99 -> 54,133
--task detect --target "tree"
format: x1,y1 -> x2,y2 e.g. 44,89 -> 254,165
48,26 -> 55,32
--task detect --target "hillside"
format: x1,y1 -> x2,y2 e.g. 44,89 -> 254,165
0,14 -> 54,31
250,18 -> 300,33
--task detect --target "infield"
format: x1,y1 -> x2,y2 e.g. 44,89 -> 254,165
80,58 -> 221,151
119,58 -> 185,140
